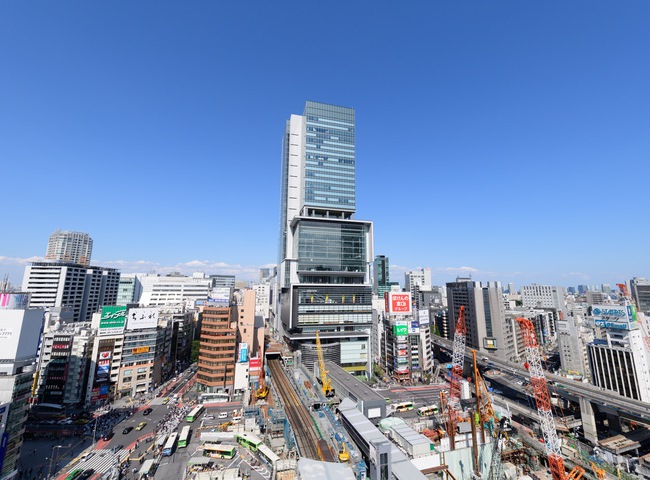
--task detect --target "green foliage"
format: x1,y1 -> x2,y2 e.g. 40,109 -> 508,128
191,340 -> 200,363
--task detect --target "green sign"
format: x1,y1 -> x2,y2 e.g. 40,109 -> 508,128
393,324 -> 408,336
100,306 -> 127,333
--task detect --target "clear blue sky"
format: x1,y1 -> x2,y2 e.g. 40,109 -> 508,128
2,1 -> 649,288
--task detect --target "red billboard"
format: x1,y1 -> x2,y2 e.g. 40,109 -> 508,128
249,357 -> 261,370
385,292 -> 412,314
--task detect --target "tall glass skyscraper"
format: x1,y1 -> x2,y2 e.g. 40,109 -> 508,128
277,101 -> 374,377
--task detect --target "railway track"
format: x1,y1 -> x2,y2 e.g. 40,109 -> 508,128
269,358 -> 322,460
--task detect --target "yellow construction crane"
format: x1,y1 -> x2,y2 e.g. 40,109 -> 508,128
316,331 -> 335,397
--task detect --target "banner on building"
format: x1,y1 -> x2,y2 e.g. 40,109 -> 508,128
393,324 -> 408,336
385,292 -> 412,314
127,308 -> 158,331
418,309 -> 430,325
99,306 -> 127,336
132,346 -> 150,354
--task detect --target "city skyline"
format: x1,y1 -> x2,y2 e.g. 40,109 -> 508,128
2,2 -> 649,289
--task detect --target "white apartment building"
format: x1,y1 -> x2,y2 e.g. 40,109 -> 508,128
521,284 -> 566,311
22,262 -> 119,322
45,230 -> 93,266
251,283 -> 270,320
405,268 -> 432,306
139,272 -> 212,307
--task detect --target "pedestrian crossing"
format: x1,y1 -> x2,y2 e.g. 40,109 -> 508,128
62,449 -> 130,476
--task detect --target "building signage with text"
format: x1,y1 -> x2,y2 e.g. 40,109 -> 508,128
127,308 -> 158,331
385,292 -> 412,315
99,306 -> 127,336
592,304 -> 638,330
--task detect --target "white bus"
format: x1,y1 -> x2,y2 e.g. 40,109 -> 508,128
138,459 -> 157,479
417,404 -> 439,417
162,432 -> 178,456
257,443 -> 280,469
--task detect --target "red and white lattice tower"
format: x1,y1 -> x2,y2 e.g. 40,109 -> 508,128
450,306 -> 467,407
516,317 -> 567,480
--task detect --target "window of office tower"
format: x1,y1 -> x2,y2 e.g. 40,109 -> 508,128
297,221 -> 366,273
303,101 -> 356,210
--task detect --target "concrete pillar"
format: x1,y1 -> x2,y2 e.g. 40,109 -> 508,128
606,413 -> 623,435
579,397 -> 598,445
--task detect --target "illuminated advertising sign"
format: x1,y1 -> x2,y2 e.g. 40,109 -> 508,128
98,351 -> 112,361
127,308 -> 158,331
385,292 -> 412,314
96,364 -> 109,382
592,304 -> 638,330
99,306 -> 127,336
132,346 -> 150,354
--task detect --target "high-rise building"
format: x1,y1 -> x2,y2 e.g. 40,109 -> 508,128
0,293 -> 44,478
277,101 -> 374,377
630,277 -> 650,314
22,262 -> 119,322
197,306 -> 237,395
45,230 -> 93,266
373,255 -> 390,296
520,284 -> 566,311
405,268 -> 432,309
139,272 -> 212,307
446,279 -> 508,358
116,273 -> 144,305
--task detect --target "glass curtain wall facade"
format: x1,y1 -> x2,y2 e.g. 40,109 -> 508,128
277,101 -> 373,377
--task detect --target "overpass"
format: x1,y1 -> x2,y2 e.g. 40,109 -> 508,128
431,334 -> 650,443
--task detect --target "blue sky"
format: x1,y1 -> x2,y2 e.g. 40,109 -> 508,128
2,1 -> 649,289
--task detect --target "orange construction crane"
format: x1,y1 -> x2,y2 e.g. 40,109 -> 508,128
516,317 -> 585,480
616,283 -> 629,299
472,349 -> 496,440
450,306 -> 467,407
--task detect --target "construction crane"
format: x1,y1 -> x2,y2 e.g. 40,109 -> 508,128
439,390 -> 456,450
488,417 -> 511,480
516,317 -> 585,480
616,283 -> 629,299
590,462 -> 606,480
450,305 -> 467,407
315,331 -> 335,398
472,349 -> 497,440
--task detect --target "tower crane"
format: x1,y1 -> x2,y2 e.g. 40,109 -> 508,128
316,331 -> 335,398
516,317 -> 585,480
450,306 -> 467,407
472,349 -> 496,440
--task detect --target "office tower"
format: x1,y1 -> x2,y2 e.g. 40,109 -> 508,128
446,279 -> 508,358
116,273 -> 144,305
35,323 -> 94,405
630,277 -> 650,314
196,306 -> 237,395
210,275 -> 236,289
520,284 -> 566,311
405,268 -> 432,308
578,285 -> 588,295
22,262 -> 119,322
277,101 -> 373,376
45,230 -> 93,265
139,272 -> 212,307
0,293 -> 44,478
601,284 -> 612,295
373,255 -> 390,296
507,283 -> 516,294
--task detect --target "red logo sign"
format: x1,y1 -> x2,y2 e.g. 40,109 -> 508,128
390,294 -> 411,313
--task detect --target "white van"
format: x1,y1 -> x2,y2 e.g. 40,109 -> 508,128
218,412 -> 228,419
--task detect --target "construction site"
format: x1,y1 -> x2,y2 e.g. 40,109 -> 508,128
201,303 -> 647,480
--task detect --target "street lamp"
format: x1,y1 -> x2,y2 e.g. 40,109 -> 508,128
47,445 -> 65,480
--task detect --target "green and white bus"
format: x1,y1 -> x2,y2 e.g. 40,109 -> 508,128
178,425 -> 191,448
202,443 -> 236,459
186,405 -> 205,423
235,432 -> 263,452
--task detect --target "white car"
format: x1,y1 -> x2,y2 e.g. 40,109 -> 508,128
218,412 -> 228,419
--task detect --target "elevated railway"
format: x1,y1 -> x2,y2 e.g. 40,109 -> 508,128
269,358 -> 330,460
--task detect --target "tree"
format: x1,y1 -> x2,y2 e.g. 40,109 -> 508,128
191,340 -> 200,363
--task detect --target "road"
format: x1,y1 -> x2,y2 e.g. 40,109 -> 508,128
431,334 -> 650,423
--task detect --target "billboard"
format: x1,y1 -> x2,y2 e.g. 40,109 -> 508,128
96,363 -> 109,382
385,292 -> 412,314
99,306 -> 127,336
0,293 -> 29,310
249,357 -> 261,370
418,309 -> 430,325
409,320 -> 420,334
98,351 -> 112,361
239,343 -> 248,363
393,323 -> 408,336
593,304 -> 638,330
127,308 -> 158,331
132,346 -> 150,354
209,287 -> 231,304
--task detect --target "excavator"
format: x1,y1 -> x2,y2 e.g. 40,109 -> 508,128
338,441 -> 350,462
256,375 -> 269,400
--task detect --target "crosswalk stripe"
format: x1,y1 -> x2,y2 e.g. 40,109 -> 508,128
64,449 -> 129,476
